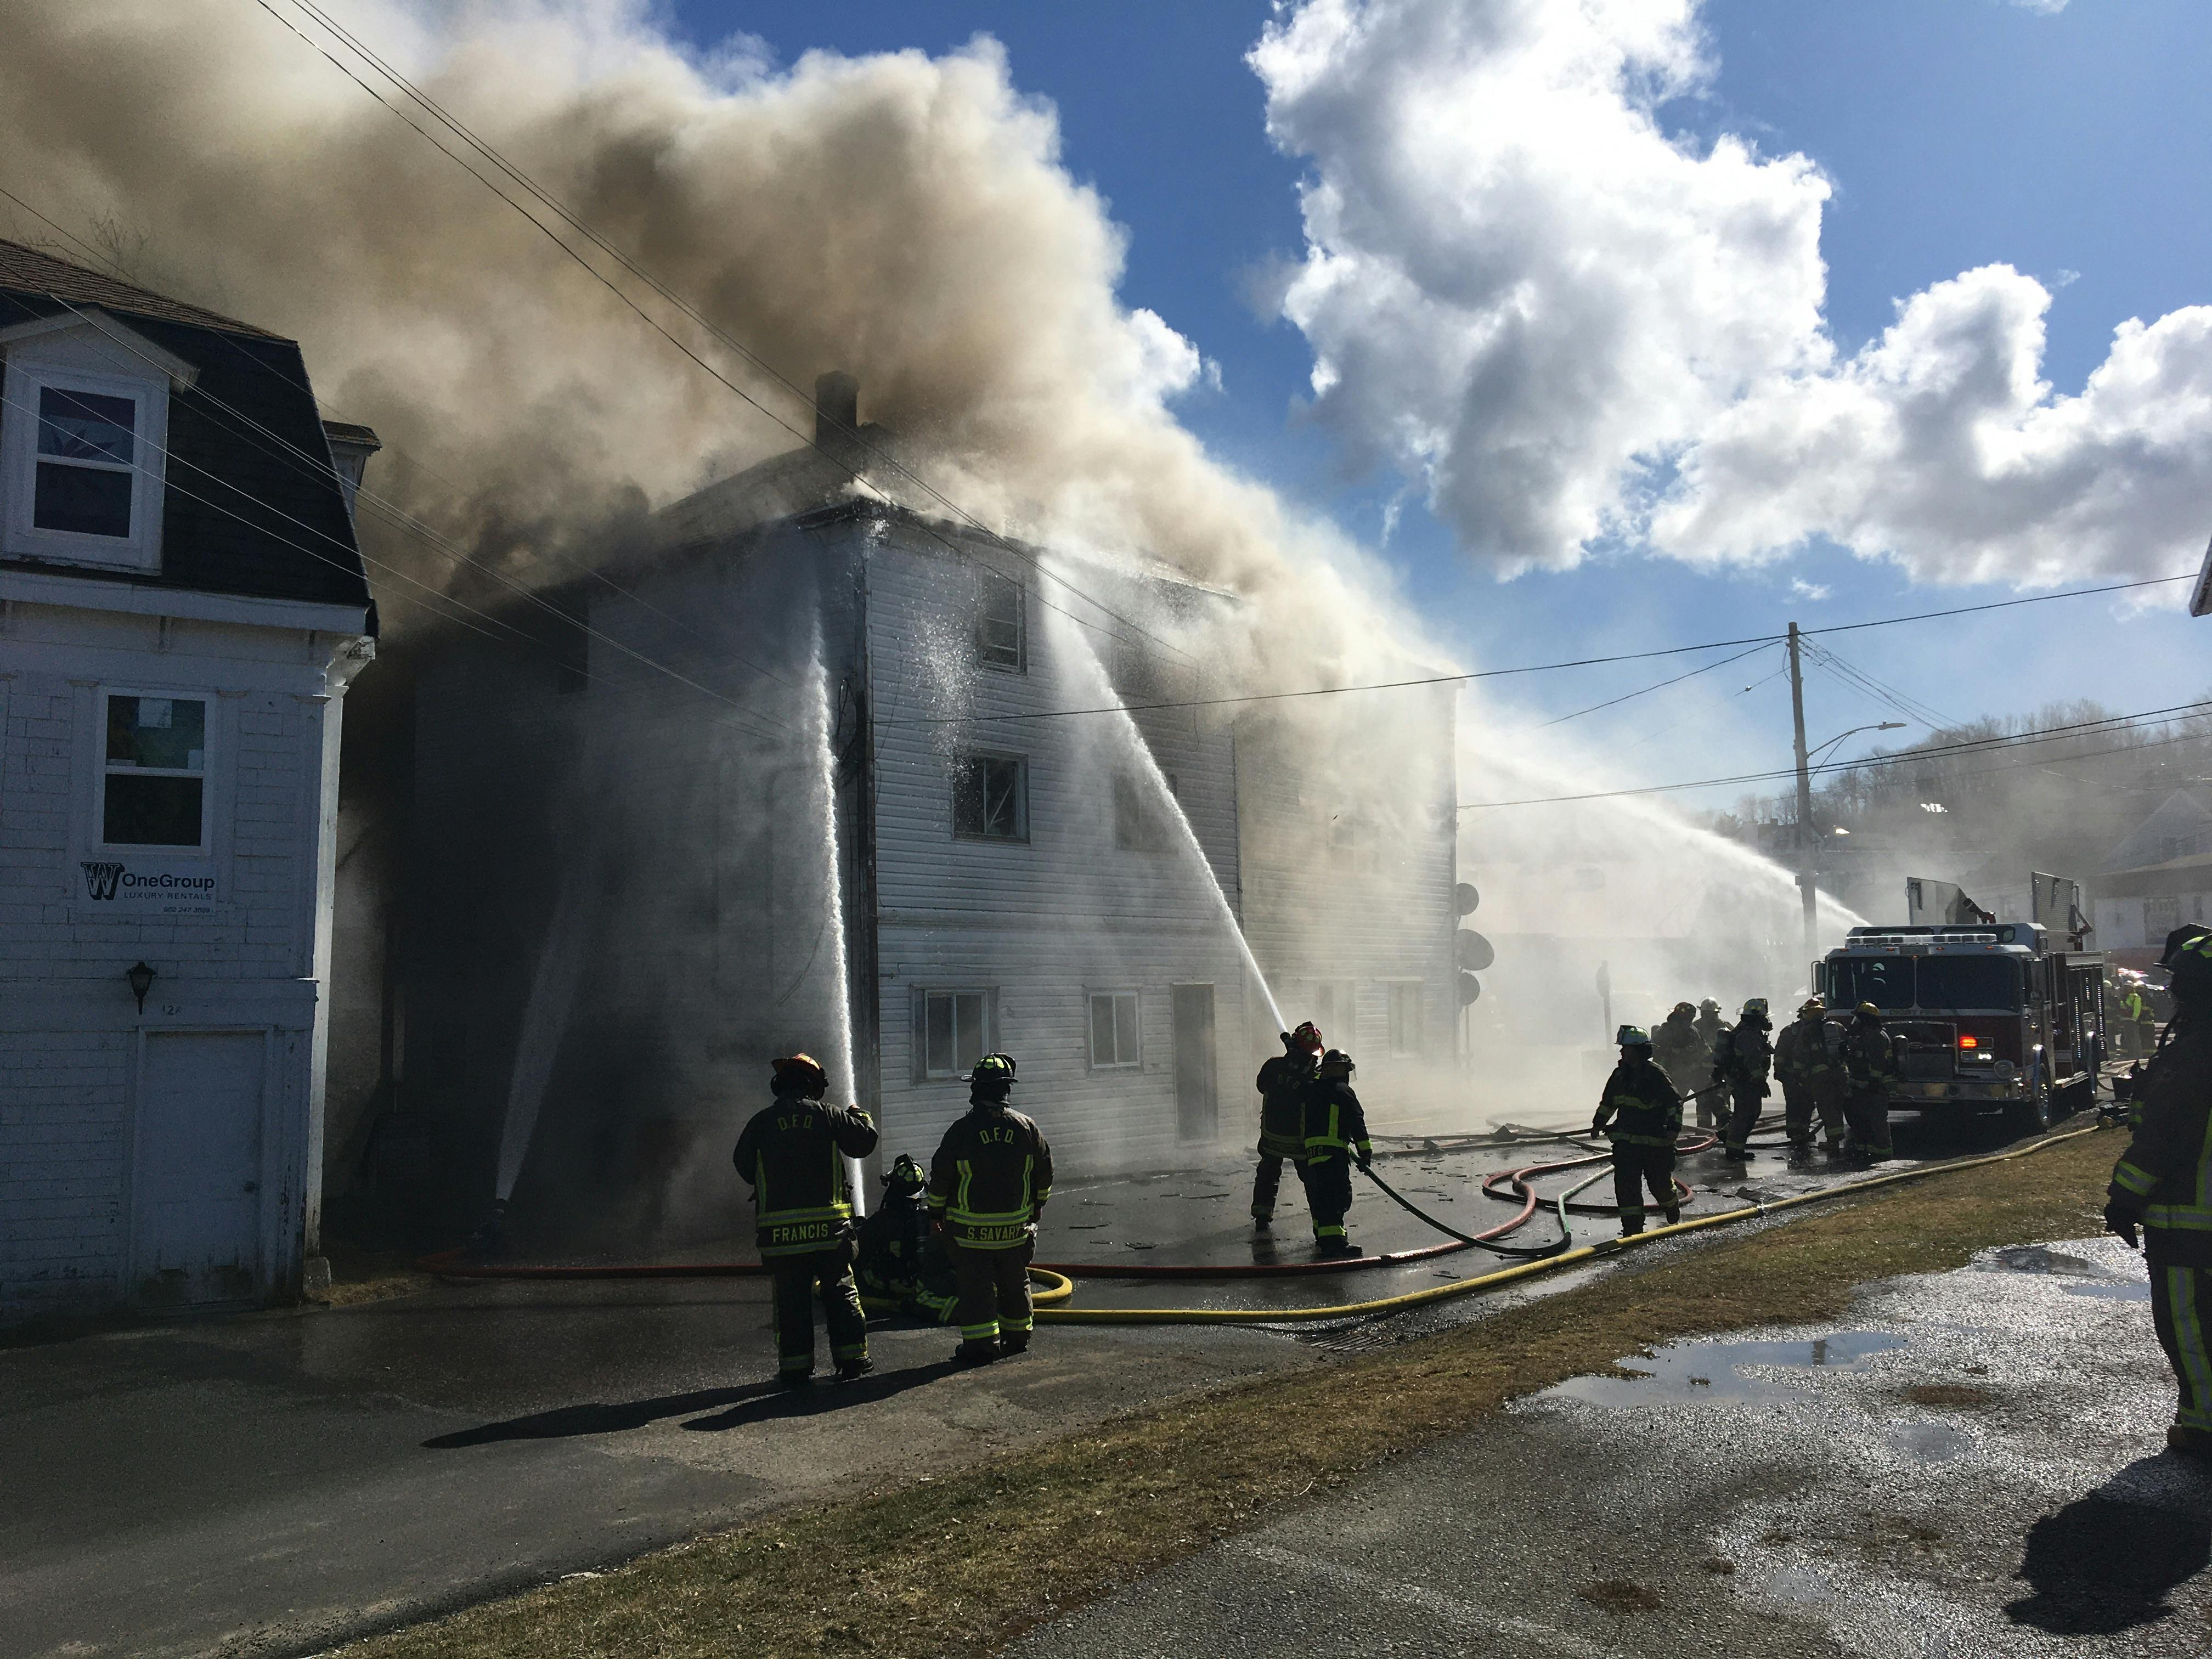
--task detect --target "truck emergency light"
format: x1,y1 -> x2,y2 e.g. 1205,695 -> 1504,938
1958,1034 -> 1979,1049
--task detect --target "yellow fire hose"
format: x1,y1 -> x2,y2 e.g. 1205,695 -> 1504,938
1030,1122 -> 2106,1327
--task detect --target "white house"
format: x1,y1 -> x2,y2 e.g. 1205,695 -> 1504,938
2093,787 -> 2212,970
0,241 -> 376,1322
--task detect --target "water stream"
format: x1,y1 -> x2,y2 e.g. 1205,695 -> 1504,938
806,613 -> 867,1211
494,870 -> 591,1202
1041,589 -> 1286,1034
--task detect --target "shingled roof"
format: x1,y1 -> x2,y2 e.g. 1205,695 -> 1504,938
0,238 -> 375,629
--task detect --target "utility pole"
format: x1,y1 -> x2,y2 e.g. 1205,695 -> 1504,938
1788,622 -> 1817,966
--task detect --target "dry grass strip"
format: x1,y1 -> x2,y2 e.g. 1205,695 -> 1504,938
341,1129 -> 2113,1658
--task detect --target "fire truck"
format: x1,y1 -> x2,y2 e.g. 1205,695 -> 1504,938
1815,922 -> 2107,1134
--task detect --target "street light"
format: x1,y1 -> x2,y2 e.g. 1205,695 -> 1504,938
1807,720 -> 1907,767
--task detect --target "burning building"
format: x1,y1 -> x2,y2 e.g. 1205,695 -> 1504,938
334,379 -> 1461,1249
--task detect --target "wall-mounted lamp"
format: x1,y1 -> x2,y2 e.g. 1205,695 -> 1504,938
126,961 -> 156,1013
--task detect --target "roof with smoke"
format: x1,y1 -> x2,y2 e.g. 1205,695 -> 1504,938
0,239 -> 374,623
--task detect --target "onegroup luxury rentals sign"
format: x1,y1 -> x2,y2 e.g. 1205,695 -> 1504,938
78,858 -> 221,915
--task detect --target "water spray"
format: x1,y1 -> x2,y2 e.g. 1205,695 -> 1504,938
1041,588 -> 1286,1033
492,865 -> 594,1209
808,613 -> 867,1216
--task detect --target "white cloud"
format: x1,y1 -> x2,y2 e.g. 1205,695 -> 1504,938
1790,579 -> 1830,601
2006,0 -> 2069,14
1252,0 -> 2212,587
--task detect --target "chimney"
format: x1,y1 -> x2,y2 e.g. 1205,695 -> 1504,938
321,420 -> 382,524
814,370 -> 860,465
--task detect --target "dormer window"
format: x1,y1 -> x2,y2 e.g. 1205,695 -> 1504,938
1,313 -> 180,574
36,386 -> 138,538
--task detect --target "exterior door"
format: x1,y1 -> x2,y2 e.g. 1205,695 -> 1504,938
1171,984 -> 1217,1143
133,1031 -> 265,1305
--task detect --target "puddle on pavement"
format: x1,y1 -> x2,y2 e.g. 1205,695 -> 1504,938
1886,1420 -> 1972,1463
2063,1280 -> 2153,1301
1992,1245 -> 2106,1277
1543,1330 -> 1905,1407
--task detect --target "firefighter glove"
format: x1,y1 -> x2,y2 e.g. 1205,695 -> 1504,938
2102,1200 -> 2141,1251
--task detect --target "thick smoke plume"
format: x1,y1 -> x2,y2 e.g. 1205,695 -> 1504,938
2,0 -> 1854,1148
0,0 -> 1391,662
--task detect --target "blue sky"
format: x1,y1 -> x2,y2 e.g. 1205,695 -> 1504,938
670,1 -> 2210,807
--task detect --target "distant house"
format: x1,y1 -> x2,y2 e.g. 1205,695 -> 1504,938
2093,786 -> 2212,969
0,240 -> 376,1321
335,376 -> 1459,1245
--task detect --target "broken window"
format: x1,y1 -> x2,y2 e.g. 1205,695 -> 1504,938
976,571 -> 1025,671
953,753 -> 1027,841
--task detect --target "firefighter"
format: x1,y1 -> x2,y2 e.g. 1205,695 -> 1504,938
1693,998 -> 1728,1051
1652,1003 -> 1713,1122
1693,1000 -> 1730,1125
1837,1002 -> 1901,1163
855,1154 -> 957,1326
2130,984 -> 2160,1057
1593,1026 -> 1683,1237
1774,998 -> 1848,1154
1301,1048 -> 1372,1258
1714,998 -> 1775,1162
2103,925 -> 2212,1460
929,1054 -> 1053,1363
732,1053 -> 881,1388
1252,1023 -> 1325,1229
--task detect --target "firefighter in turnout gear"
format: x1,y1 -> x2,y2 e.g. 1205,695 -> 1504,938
1301,1049 -> 1373,1258
1693,1000 -> 1730,1127
1774,998 -> 1848,1153
855,1154 -> 957,1326
1652,1003 -> 1712,1123
1838,1003 -> 1902,1162
1714,998 -> 1775,1162
1593,1028 -> 1683,1237
929,1054 -> 1053,1363
2104,925 -> 2212,1460
1252,1023 -> 1324,1228
732,1054 -> 881,1387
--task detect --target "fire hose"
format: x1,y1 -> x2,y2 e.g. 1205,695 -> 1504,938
414,1115 -> 2100,1328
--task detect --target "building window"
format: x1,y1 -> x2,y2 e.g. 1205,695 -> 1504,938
1113,771 -> 1177,851
1089,991 -> 1141,1068
954,753 -> 1028,841
36,387 -> 138,538
1327,812 -> 1381,873
1386,982 -> 1424,1058
1308,980 -> 1356,1048
2147,896 -> 2184,939
3,356 -> 167,571
922,990 -> 990,1079
976,571 -> 1025,672
101,693 -> 208,848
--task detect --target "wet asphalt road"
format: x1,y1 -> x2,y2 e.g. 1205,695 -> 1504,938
1012,1234 -> 2210,1659
0,1109 -> 2079,1658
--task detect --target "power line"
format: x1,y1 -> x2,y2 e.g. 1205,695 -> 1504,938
247,0 -> 1197,670
1535,641 -> 1776,730
1456,699 -> 2212,810
888,571 -> 2199,727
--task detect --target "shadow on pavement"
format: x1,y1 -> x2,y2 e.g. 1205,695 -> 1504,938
422,1359 -> 967,1448
681,1359 -> 964,1431
2005,1458 -> 2212,1635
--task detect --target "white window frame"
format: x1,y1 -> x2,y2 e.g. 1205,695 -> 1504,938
2,354 -> 168,573
1307,980 -> 1357,1049
1087,989 -> 1142,1069
1385,980 -> 1425,1059
952,751 -> 1029,843
918,988 -> 994,1081
97,687 -> 214,856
